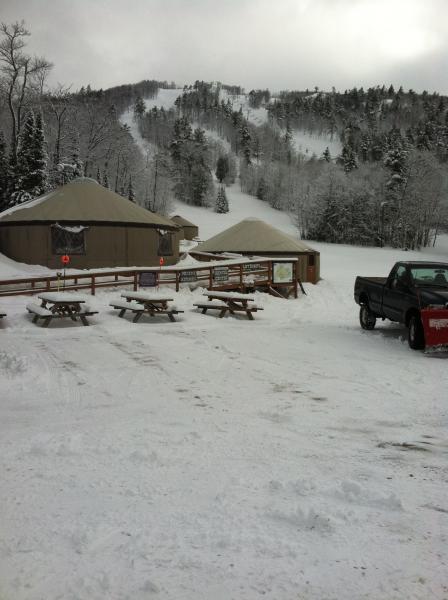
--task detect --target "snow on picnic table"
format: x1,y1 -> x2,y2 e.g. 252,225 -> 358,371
1,231 -> 448,600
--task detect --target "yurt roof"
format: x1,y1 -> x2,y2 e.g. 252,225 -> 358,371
0,178 -> 178,229
170,215 -> 197,227
194,218 -> 317,253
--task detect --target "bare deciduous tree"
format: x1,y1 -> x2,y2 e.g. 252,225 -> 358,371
0,20 -> 53,157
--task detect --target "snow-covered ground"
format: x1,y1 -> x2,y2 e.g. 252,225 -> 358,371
1,182 -> 448,599
291,129 -> 342,159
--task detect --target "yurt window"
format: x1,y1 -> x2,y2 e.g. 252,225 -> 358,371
51,224 -> 87,255
157,230 -> 173,256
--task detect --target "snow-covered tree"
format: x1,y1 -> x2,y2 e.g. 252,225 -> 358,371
215,185 -> 229,213
128,175 -> 135,202
0,131 -> 8,209
133,96 -> 145,119
216,155 -> 229,183
10,110 -> 47,204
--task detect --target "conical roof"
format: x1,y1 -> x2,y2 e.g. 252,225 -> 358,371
170,215 -> 197,227
195,218 -> 316,253
0,178 -> 177,229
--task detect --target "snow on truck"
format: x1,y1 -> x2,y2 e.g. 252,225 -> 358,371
354,261 -> 448,350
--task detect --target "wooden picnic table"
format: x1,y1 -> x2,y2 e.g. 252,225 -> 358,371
27,292 -> 98,327
194,290 -> 263,320
116,291 -> 183,322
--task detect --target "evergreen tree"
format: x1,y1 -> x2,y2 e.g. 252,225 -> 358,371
15,112 -> 35,195
215,185 -> 229,213
0,132 -> 8,210
216,156 -> 229,183
240,125 -> 252,164
96,167 -> 101,183
339,144 -> 358,173
321,147 -> 331,162
29,111 -> 47,196
133,96 -> 146,119
102,169 -> 109,189
256,177 -> 267,200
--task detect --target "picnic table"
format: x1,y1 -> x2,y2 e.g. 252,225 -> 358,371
194,290 -> 263,320
27,292 -> 98,327
109,290 -> 184,322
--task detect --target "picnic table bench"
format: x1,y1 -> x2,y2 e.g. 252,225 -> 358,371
194,290 -> 263,320
110,291 -> 184,322
0,313 -> 6,319
27,292 -> 98,327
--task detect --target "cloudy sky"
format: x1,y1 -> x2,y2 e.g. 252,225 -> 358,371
2,0 -> 448,93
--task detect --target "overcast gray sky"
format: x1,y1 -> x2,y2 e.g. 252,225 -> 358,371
2,0 -> 448,93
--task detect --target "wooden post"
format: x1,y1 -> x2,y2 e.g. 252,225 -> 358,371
294,262 -> 298,298
46,278 -> 50,291
134,272 -> 138,291
176,272 -> 179,292
239,265 -> 243,291
91,275 -> 96,295
209,268 -> 213,290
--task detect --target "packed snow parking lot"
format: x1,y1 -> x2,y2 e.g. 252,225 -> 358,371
0,237 -> 447,600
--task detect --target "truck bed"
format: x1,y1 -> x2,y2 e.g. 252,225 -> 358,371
356,277 -> 388,284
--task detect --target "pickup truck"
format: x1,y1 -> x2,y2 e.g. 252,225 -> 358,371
354,261 -> 448,349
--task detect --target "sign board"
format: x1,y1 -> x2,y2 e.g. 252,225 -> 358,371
139,272 -> 158,287
180,270 -> 198,283
213,266 -> 229,283
243,262 -> 264,272
272,262 -> 294,284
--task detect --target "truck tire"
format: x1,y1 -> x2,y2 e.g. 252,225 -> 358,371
359,304 -> 377,330
408,314 -> 425,350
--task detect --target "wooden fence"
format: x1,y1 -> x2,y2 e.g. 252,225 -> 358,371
0,258 -> 301,298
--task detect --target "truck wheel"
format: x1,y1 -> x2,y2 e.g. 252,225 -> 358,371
360,304 -> 376,330
408,314 -> 425,350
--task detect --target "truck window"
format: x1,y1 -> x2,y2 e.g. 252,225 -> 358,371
391,265 -> 408,289
410,266 -> 448,286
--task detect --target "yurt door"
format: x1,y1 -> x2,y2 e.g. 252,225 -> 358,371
307,254 -> 316,283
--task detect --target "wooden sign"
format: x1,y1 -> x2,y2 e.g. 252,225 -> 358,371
213,266 -> 229,282
139,272 -> 158,287
243,262 -> 263,272
180,270 -> 198,283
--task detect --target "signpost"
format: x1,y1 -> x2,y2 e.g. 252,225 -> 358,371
180,270 -> 198,283
243,262 -> 263,272
139,272 -> 158,288
61,254 -> 70,290
213,266 -> 229,283
272,262 -> 294,284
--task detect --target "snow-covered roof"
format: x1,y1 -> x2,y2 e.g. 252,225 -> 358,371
194,219 -> 318,254
0,178 -> 178,229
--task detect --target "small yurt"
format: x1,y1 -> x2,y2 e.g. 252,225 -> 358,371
0,178 -> 180,269
170,215 -> 199,240
193,218 -> 320,283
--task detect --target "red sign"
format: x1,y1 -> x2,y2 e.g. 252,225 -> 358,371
159,257 -> 164,266
61,254 -> 70,265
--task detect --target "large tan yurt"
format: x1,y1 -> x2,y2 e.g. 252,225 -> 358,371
0,178 -> 180,269
193,218 -> 320,283
170,215 -> 199,240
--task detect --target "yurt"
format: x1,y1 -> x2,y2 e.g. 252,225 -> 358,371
193,218 -> 320,283
170,215 -> 199,240
0,178 -> 180,269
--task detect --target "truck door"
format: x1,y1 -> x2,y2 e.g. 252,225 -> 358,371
382,264 -> 412,322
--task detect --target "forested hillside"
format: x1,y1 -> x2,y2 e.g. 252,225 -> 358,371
1,20 -> 447,250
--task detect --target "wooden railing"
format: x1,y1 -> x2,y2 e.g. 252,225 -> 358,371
0,258 -> 300,298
